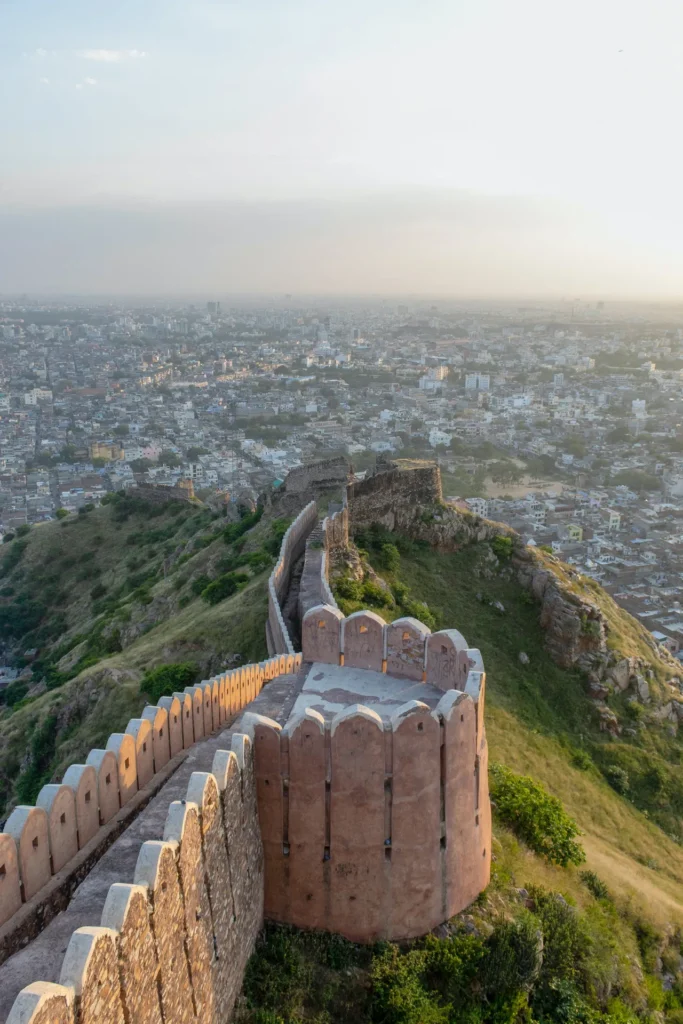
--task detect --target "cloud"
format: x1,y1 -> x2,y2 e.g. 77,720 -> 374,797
84,77 -> 97,86
76,49 -> 146,62
35,48 -> 47,58
39,77 -> 50,85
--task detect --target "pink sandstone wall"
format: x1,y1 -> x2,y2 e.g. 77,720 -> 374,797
0,653 -> 301,932
5,732 -> 265,1024
246,657 -> 490,943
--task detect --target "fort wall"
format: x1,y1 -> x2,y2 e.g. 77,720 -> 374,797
0,653 -> 301,941
5,732 -> 263,1024
279,456 -> 349,495
248,672 -> 489,942
267,500 -> 318,655
346,462 -> 442,531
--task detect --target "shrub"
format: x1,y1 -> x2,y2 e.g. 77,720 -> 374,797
379,543 -> 400,574
55,508 -> 69,519
335,577 -> 363,602
2,532 -> 15,544
15,524 -> 31,538
191,574 -> 212,596
489,763 -> 585,866
402,599 -> 437,630
492,535 -> 513,560
604,765 -> 630,795
90,583 -> 107,600
571,749 -> 594,771
362,580 -> 392,607
370,944 -> 449,1024
201,572 -> 249,605
140,662 -> 197,703
580,871 -> 611,901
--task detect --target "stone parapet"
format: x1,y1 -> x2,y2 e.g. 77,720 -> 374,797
267,501 -> 318,655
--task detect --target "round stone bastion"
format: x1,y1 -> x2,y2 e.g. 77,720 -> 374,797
243,606 -> 491,943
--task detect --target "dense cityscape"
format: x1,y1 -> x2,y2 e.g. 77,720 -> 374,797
3,296 -> 683,663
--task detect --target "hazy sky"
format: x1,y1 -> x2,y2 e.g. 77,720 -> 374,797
2,0 -> 683,296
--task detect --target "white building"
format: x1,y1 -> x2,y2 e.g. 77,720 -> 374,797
465,372 -> 490,391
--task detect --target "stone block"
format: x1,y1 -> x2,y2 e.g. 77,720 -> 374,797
141,704 -> 171,772
186,772 -> 237,1021
247,714 -> 285,921
125,719 -> 154,789
86,750 -> 120,825
0,831 -> 22,927
385,616 -> 431,681
172,692 -> 195,749
59,926 -> 124,1024
201,682 -> 213,736
164,801 -> 218,1023
388,702 -> 442,937
184,685 -> 205,741
342,611 -> 386,673
100,883 -> 163,1024
329,705 -> 386,940
106,733 -> 138,806
302,604 -> 344,665
134,841 -> 195,1024
36,784 -> 79,874
425,629 -> 470,691
5,806 -> 51,901
6,982 -> 74,1024
62,764 -> 100,849
284,709 -> 326,930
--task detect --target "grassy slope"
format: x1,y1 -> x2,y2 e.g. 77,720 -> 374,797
358,541 -> 683,929
0,499 -> 272,814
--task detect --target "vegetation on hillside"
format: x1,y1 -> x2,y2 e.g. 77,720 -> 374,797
0,494 -> 282,815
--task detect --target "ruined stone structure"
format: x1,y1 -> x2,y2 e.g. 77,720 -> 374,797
2,479 -> 492,1023
346,459 -> 442,531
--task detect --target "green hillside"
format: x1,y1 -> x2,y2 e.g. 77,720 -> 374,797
0,493 -> 281,814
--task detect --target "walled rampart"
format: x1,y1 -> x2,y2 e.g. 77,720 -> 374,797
280,456 -> 349,495
267,501 -> 318,655
346,462 -> 442,532
0,653 -> 301,940
249,613 -> 489,942
5,729 -> 263,1024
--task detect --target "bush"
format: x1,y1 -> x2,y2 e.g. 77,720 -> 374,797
90,583 -> 107,600
2,532 -> 15,544
370,944 -> 449,1024
335,577 -> 363,602
191,574 -> 212,596
55,508 -> 69,519
580,871 -> 611,901
362,580 -> 391,607
571,749 -> 594,772
15,524 -> 31,538
201,572 -> 249,605
489,763 -> 585,866
492,535 -> 513,560
604,765 -> 630,795
140,662 -> 197,703
379,543 -> 400,574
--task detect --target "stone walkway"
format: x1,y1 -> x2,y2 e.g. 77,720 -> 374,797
0,672 -> 303,1022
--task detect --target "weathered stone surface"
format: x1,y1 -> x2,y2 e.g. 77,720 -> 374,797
36,785 -> 79,875
134,841 -> 196,1024
329,705 -> 385,940
125,719 -> 154,789
425,629 -> 470,691
284,709 -> 326,931
389,702 -> 441,938
0,832 -> 22,927
141,705 -> 172,772
172,692 -> 195,749
106,734 -> 137,806
59,926 -> 125,1024
385,617 -> 430,681
302,604 -> 343,665
5,807 -> 51,901
6,982 -> 74,1024
186,772 -> 237,1021
62,765 -> 99,849
342,611 -> 386,673
164,802 -> 217,1024
100,883 -> 163,1024
86,750 -> 120,825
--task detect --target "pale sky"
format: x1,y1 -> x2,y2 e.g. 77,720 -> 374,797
2,0 -> 683,296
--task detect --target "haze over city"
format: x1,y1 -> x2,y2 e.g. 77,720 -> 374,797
2,0 -> 683,296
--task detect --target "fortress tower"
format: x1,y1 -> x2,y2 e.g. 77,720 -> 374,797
249,606 -> 490,942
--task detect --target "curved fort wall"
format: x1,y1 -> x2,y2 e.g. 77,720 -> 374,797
0,653 -> 301,940
252,603 -> 490,943
5,732 -> 264,1024
267,500 -> 318,655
